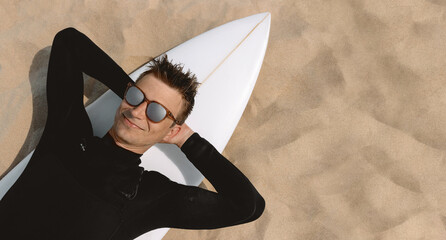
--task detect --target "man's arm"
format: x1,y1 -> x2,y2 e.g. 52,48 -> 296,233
154,130 -> 265,229
49,28 -> 132,98
38,27 -> 132,152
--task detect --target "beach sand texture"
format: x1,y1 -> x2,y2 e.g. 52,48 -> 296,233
2,0 -> 446,239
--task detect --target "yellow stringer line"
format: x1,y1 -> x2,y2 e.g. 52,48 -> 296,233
199,13 -> 270,88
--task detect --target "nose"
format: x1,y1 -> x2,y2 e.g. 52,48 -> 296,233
130,101 -> 147,120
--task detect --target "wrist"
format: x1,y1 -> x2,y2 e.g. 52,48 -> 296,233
176,129 -> 195,148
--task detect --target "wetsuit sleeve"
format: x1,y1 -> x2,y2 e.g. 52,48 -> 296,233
38,27 -> 131,151
156,133 -> 265,229
49,27 -> 131,99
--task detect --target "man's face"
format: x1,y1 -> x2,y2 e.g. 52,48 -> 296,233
109,73 -> 183,152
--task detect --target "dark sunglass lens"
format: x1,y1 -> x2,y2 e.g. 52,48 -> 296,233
147,102 -> 167,122
125,86 -> 144,106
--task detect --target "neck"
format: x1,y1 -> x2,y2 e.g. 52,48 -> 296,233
107,129 -> 151,154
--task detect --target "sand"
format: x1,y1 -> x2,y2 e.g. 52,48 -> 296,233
2,0 -> 446,239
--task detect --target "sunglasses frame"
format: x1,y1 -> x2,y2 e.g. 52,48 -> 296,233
124,82 -> 181,125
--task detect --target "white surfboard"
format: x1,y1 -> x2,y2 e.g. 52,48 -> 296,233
0,12 -> 271,239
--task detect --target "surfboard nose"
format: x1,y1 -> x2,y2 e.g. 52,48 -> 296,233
256,12 -> 271,24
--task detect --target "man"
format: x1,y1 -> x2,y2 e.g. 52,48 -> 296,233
0,28 -> 264,239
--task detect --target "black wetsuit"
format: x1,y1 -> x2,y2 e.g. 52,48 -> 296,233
0,28 -> 264,240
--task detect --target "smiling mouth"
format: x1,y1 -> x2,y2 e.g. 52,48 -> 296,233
123,114 -> 144,130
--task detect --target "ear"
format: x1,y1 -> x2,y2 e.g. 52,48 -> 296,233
162,124 -> 182,142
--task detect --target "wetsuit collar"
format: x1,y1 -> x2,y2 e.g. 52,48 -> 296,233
101,132 -> 143,160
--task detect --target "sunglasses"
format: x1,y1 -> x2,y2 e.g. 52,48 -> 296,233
124,82 -> 180,125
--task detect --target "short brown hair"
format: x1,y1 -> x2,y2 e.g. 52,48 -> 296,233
135,55 -> 199,125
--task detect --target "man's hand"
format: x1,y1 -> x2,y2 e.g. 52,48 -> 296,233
162,123 -> 195,148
